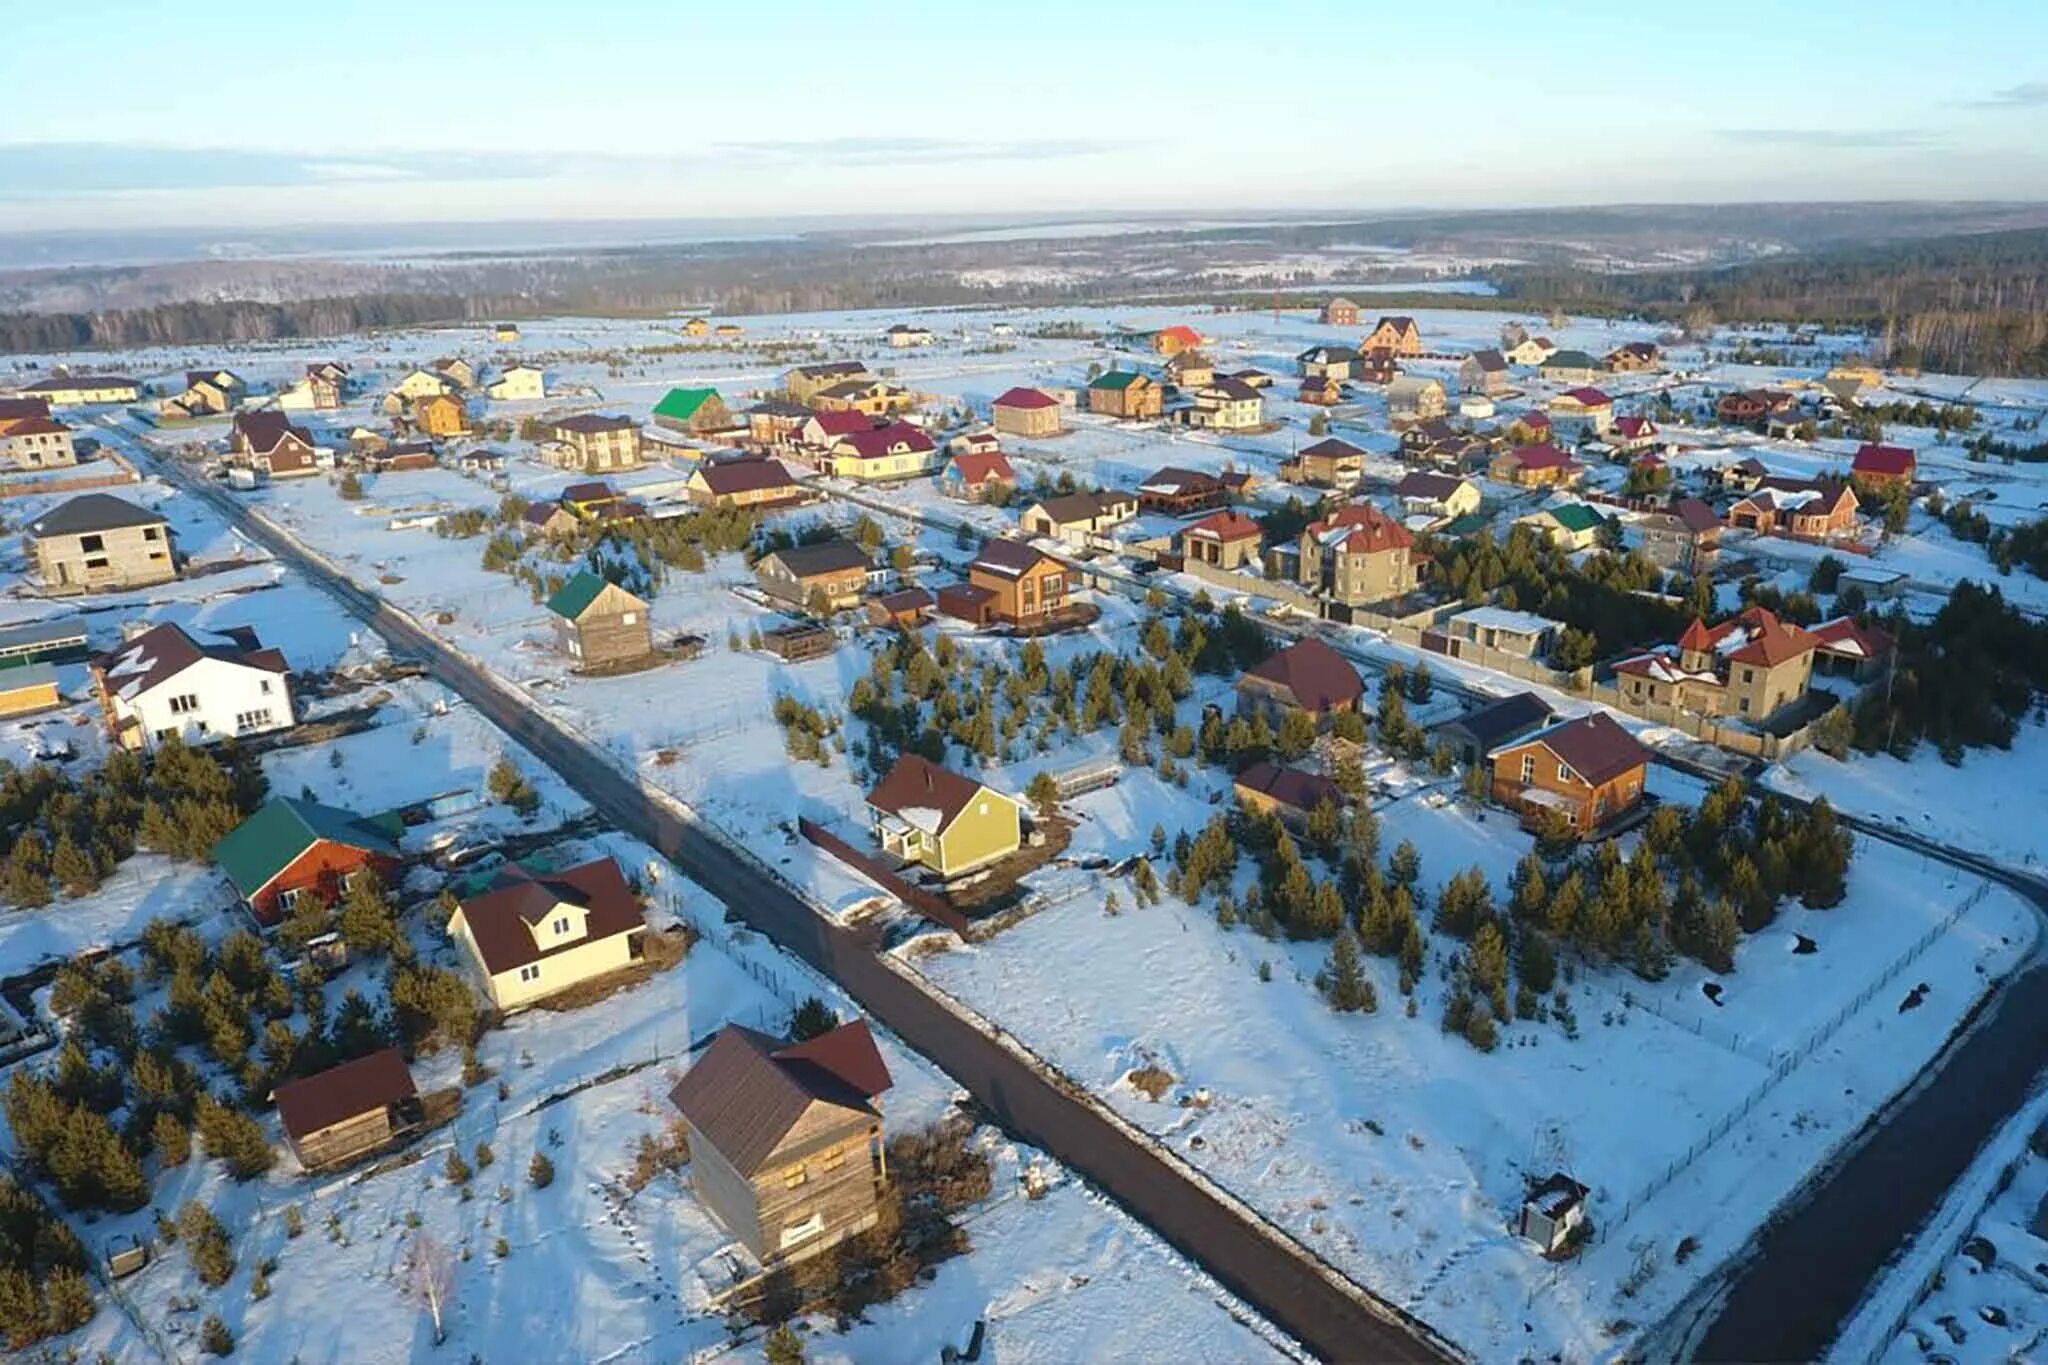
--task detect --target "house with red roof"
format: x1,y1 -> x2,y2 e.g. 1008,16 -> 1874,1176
797,409 -> 881,456
865,753 -> 1021,877
1233,761 -> 1346,825
1490,442 -> 1585,489
1727,477 -> 1860,540
941,449 -> 1017,501
1610,415 -> 1663,455
828,421 -> 937,482
991,387 -> 1062,438
1176,510 -> 1263,570
1850,442 -> 1916,488
1488,712 -> 1649,836
1152,324 -> 1205,356
1548,386 -> 1616,436
1298,503 -> 1419,605
1505,410 -> 1554,445
1613,606 -> 1822,724
232,411 -> 321,479
1809,615 -> 1895,682
1639,497 -> 1723,573
1236,636 -> 1365,723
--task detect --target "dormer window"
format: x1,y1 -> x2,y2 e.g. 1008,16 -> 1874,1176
552,916 -> 571,936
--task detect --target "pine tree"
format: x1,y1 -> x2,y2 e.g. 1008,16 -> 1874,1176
1470,921 -> 1510,1020
1324,928 -> 1376,1013
787,997 -> 835,1042
1387,839 -> 1421,889
48,835 -> 99,897
152,1111 -> 190,1167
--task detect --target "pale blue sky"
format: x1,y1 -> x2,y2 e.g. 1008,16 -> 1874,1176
4,0 -> 2047,228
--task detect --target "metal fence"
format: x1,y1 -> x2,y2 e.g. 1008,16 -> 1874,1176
1609,881 -> 1990,1232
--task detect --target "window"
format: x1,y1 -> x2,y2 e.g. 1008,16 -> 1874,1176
1557,763 -> 1576,785
518,964 -> 541,983
168,694 -> 200,715
276,887 -> 302,912
552,916 -> 571,936
1738,697 -> 1751,714
235,709 -> 272,732
621,612 -> 637,626
1518,755 -> 1535,784
821,1145 -> 846,1171
260,679 -> 273,695
783,1163 -> 808,1189
79,534 -> 104,553
1741,667 -> 1754,684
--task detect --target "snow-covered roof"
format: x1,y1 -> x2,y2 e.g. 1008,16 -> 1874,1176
1451,606 -> 1558,637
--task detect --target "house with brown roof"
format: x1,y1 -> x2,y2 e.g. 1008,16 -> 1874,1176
866,587 -> 934,630
744,399 -> 813,449
1282,437 -> 1366,489
278,362 -> 346,411
1488,712 -> 1649,836
1233,761 -> 1345,826
668,1020 -> 893,1263
1726,478 -> 1859,540
1605,341 -> 1662,373
1716,389 -> 1795,430
1320,297 -> 1359,327
1850,442 -> 1916,488
757,539 -> 872,613
686,456 -> 804,510
1236,636 -> 1365,724
867,753 -> 1021,878
1490,443 -> 1584,489
1613,607 -> 1822,724
1138,466 -> 1226,515
447,856 -> 649,1012
1394,471 -> 1481,522
522,500 -> 579,537
0,415 -> 78,471
1809,615 -> 1895,682
1459,349 -> 1510,395
92,621 -> 292,751
814,379 -> 917,418
548,414 -> 642,472
991,387 -> 1062,437
232,411 -> 321,478
1297,345 -> 1360,381
967,539 -> 1076,626
1298,374 -> 1348,407
1387,376 -> 1448,425
273,1049 -> 422,1172
784,361 -> 872,405
1163,351 -> 1215,389
1362,315 -> 1423,358
1639,498 -> 1723,573
1019,490 -> 1138,547
1176,510 -> 1263,570
1186,377 -> 1265,431
1299,503 -> 1419,606
411,393 -> 471,439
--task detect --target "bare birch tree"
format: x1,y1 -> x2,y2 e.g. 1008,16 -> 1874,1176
404,1231 -> 457,1346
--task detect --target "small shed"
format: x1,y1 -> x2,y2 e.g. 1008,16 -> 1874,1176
545,571 -> 653,669
1517,1173 -> 1589,1254
763,622 -> 836,662
0,663 -> 62,717
272,1048 -> 422,1171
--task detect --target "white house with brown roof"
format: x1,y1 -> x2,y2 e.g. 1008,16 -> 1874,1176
91,622 -> 293,752
446,857 -> 649,1012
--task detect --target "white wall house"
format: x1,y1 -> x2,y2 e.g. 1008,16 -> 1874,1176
485,365 -> 546,401
92,623 -> 294,751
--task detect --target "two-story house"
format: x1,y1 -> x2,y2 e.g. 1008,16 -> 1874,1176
91,621 -> 293,751
30,494 -> 178,593
865,754 -> 1021,879
447,856 -> 649,1012
547,414 -> 643,472
1298,503 -> 1418,606
1489,712 -> 1649,837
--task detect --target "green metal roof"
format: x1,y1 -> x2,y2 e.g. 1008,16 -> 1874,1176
652,387 -> 719,422
212,797 -> 401,899
1090,371 -> 1143,390
1544,350 -> 1599,368
545,569 -> 610,621
1442,513 -> 1491,537
1547,504 -> 1606,534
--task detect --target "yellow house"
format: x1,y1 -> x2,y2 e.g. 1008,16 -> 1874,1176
830,422 -> 937,481
485,364 -> 545,401
446,857 -> 649,1012
682,317 -> 710,337
0,664 -> 61,717
866,754 -> 1020,879
22,374 -> 142,405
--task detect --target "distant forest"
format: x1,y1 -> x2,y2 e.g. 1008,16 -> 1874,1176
1491,228 -> 2048,377
3,224 -> 2047,376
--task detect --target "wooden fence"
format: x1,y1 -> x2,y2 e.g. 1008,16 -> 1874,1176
796,817 -> 971,936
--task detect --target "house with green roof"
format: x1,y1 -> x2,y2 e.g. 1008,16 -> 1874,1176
546,570 -> 653,670
1084,369 -> 1162,420
651,387 -> 732,435
1515,502 -> 1609,552
213,797 -> 403,927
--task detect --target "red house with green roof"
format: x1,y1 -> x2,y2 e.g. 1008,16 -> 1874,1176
213,797 -> 403,926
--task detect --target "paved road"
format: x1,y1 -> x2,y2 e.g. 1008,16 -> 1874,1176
151,457 -> 1457,1364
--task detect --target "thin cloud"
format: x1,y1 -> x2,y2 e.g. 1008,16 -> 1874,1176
1965,80 -> 2048,108
1716,128 -> 1933,149
713,136 -> 1124,165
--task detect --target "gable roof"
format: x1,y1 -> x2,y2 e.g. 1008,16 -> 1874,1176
834,421 -> 934,460
1089,370 -> 1146,391
22,374 -> 137,394
866,753 -> 995,834
1851,442 -> 1915,478
792,360 -> 868,381
1157,325 -> 1204,348
668,1020 -> 892,1177
1394,471 -> 1468,501
1140,466 -> 1223,497
1661,498 -> 1721,533
1544,503 -> 1605,534
1242,637 -> 1365,713
948,451 -> 1015,486
993,386 -> 1058,410
455,856 -> 645,976
1543,349 -> 1600,369
1466,348 -> 1509,372
652,387 -> 721,422
1505,442 -> 1575,471
31,493 -> 168,538
213,797 -> 400,900
94,622 -> 287,702
1033,490 -> 1131,525
1234,760 -> 1344,813
552,413 -> 635,436
805,409 -> 878,438
973,538 -> 1059,579
546,570 -> 642,621
1505,712 -> 1648,787
694,457 -> 796,497
1810,615 -> 1894,659
273,1048 -> 416,1143
1440,691 -> 1555,751
1556,387 -> 1613,407
770,539 -> 871,579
